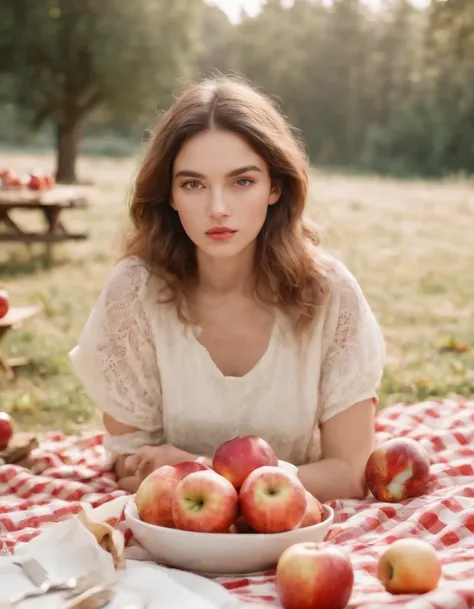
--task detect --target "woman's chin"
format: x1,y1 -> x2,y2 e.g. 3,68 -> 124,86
197,240 -> 250,260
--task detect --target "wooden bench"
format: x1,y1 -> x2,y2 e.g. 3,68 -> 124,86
0,306 -> 40,379
0,186 -> 89,265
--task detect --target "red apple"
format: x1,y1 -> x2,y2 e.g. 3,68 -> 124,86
212,434 -> 279,489
27,174 -> 43,191
135,460 -> 209,527
299,491 -> 324,528
0,412 -> 14,451
276,543 -> 354,609
365,437 -> 431,502
172,469 -> 239,533
43,174 -> 55,189
0,290 -> 9,319
239,466 -> 307,533
9,177 -> 22,188
1,169 -> 17,188
378,538 -> 442,594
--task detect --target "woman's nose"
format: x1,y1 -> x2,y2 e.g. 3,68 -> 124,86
208,188 -> 231,219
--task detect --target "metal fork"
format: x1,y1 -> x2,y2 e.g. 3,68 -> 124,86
0,557 -> 105,606
2,557 -> 149,609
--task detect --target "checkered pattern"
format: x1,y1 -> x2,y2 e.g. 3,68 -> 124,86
1,399 -> 473,608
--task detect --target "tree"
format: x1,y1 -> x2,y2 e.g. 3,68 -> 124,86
0,0 -> 202,182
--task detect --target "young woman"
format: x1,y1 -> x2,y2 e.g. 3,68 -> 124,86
70,76 -> 385,499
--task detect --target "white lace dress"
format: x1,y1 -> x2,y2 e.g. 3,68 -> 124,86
69,255 -> 386,465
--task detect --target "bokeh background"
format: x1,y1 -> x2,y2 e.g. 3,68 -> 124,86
0,0 -> 473,434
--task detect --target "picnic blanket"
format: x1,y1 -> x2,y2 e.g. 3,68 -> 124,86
1,398 -> 473,609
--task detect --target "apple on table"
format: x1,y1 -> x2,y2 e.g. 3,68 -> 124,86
365,437 -> 431,502
27,173 -> 55,191
378,538 -> 442,595
0,169 -> 21,189
276,543 -> 354,609
0,412 -> 14,451
0,290 -> 9,319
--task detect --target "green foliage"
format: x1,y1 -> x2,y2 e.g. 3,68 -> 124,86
1,0 -> 473,178
198,0 -> 474,178
0,0 -> 202,124
0,0 -> 202,180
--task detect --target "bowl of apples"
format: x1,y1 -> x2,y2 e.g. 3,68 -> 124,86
124,435 -> 334,575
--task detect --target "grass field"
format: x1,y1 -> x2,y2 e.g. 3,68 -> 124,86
1,149 -> 473,435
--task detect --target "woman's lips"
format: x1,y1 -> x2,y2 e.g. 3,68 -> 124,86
206,227 -> 237,241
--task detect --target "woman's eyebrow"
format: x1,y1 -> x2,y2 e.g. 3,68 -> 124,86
174,165 -> 262,179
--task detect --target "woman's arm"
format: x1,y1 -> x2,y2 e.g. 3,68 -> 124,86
297,398 -> 375,501
103,413 -> 211,491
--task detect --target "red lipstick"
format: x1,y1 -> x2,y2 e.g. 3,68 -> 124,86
206,226 -> 237,241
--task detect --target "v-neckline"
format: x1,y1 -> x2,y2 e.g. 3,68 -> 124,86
186,313 -> 281,383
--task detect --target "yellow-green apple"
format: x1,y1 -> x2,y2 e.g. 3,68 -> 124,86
239,465 -> 307,533
299,491 -> 324,528
135,461 -> 209,527
378,538 -> 442,594
212,434 -> 278,488
0,412 -> 13,450
276,543 -> 354,609
365,437 -> 431,502
172,469 -> 239,533
0,290 -> 9,319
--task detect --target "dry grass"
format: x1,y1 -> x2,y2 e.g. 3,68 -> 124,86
1,149 -> 473,434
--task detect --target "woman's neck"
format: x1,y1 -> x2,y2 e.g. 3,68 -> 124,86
196,242 -> 257,297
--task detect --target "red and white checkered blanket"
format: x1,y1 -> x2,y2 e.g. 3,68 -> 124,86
1,398 -> 473,608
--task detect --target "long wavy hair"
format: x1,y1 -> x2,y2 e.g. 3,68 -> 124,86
123,76 -> 329,333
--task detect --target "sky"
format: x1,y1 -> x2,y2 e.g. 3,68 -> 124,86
208,0 -> 431,24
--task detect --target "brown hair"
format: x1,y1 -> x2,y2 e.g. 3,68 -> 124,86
124,76 -> 329,333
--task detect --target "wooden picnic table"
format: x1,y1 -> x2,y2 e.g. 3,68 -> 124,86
0,185 -> 89,264
0,305 -> 40,379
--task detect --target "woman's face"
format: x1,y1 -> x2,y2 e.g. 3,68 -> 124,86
171,129 -> 280,260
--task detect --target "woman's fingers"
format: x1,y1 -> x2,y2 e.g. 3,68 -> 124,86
125,446 -> 154,473
118,475 -> 141,493
124,453 -> 141,473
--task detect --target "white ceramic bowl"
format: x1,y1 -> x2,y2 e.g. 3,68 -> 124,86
124,497 -> 334,576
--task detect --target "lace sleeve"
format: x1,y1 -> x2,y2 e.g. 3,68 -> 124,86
318,262 -> 386,424
69,258 -> 164,446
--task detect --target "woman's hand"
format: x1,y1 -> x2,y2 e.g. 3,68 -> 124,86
124,445 -> 164,480
119,444 -> 214,491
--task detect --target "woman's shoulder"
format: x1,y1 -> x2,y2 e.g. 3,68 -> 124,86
317,249 -> 363,298
108,255 -> 150,284
103,256 -> 168,307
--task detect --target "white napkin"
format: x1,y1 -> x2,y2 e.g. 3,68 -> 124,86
0,517 -> 243,609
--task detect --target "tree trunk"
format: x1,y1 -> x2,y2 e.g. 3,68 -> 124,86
55,118 -> 82,184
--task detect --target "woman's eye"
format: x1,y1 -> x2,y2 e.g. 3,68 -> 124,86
182,180 -> 203,190
236,178 -> 253,187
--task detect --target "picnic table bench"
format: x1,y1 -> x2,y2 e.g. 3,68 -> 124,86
0,185 -> 89,264
0,305 -> 40,379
